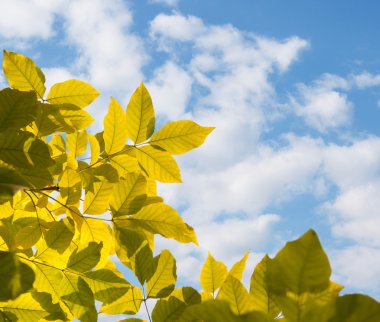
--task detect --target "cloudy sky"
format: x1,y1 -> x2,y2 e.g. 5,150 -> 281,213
1,0 -> 380,318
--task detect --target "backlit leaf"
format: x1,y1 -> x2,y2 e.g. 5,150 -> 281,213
103,97 -> 128,155
83,179 -> 114,215
200,252 -> 228,296
47,79 -> 100,108
110,172 -> 147,217
150,120 -> 214,154
229,251 -> 250,281
100,286 -> 142,315
147,249 -> 177,298
126,82 -> 155,144
3,50 -> 46,99
0,88 -> 37,131
67,241 -> 102,273
134,145 -> 181,183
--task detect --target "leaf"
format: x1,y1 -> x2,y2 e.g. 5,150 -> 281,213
15,219 -> 42,249
110,154 -> 140,178
3,50 -> 46,99
100,286 -> 143,315
118,203 -> 198,244
152,287 -> 201,322
147,250 -> 177,298
67,130 -> 88,158
83,268 -> 130,304
0,130 -> 54,169
134,145 -> 181,183
83,179 -> 114,215
16,167 -> 53,189
217,275 -> 255,315
150,120 -> 214,154
110,172 -> 147,217
33,262 -> 64,303
0,291 -> 64,322
249,255 -> 281,318
59,274 -> 97,322
103,97 -> 128,155
67,241 -> 102,272
58,167 -> 82,206
266,229 -> 331,295
0,88 -> 37,131
200,252 -> 228,296
88,134 -> 100,165
0,166 -> 30,203
126,82 -> 155,144
46,79 -> 100,108
229,251 -> 250,281
0,251 -> 35,301
182,300 -> 273,322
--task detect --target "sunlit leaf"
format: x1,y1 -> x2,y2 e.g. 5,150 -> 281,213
229,251 -> 250,281
83,179 -> 114,215
47,79 -> 100,108
3,50 -> 46,99
100,286 -> 143,315
134,145 -> 181,183
150,120 -> 214,154
200,252 -> 228,296
110,172 -> 147,217
67,241 -> 102,272
126,82 -> 155,144
88,133 -> 100,165
103,97 -> 128,155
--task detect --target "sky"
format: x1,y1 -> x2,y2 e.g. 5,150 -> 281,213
1,0 -> 380,319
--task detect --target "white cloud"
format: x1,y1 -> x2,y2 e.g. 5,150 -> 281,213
147,61 -> 193,120
0,0 -> 64,40
62,0 -> 147,94
352,71 -> 380,89
292,81 -> 353,132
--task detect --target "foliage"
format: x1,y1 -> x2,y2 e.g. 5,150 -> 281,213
0,50 -> 379,322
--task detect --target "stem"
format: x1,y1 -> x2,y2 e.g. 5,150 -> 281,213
142,288 -> 152,322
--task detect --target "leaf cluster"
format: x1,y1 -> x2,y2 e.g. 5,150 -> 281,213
0,50 -> 379,322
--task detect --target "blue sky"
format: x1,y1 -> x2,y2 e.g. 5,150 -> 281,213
1,0 -> 380,318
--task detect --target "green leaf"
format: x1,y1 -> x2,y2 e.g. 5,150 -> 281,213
217,275 -> 255,315
67,241 -> 102,272
0,251 -> 35,301
103,97 -> 128,155
152,287 -> 201,322
0,88 -> 37,131
200,252 -> 228,296
118,203 -> 198,244
0,166 -> 30,203
46,79 -> 100,108
266,229 -> 331,295
33,262 -> 64,303
150,120 -> 214,154
147,250 -> 177,298
100,286 -> 143,315
126,82 -> 155,144
135,145 -> 181,183
110,172 -> 147,217
249,255 -> 281,318
0,130 -> 55,169
182,300 -> 273,322
16,167 -> 53,189
3,50 -> 46,99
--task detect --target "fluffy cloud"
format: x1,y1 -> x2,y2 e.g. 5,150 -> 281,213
352,71 -> 380,89
0,0 -> 64,40
149,0 -> 180,8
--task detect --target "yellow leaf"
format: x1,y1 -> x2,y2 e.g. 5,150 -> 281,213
46,79 -> 100,108
100,286 -> 143,315
147,250 -> 176,298
83,179 -> 114,215
200,252 -> 228,296
150,120 -> 214,154
110,154 -> 140,177
67,130 -> 88,158
126,82 -> 155,144
134,146 -> 181,183
88,134 -> 100,165
217,275 -> 255,315
118,203 -> 197,244
229,251 -> 250,281
3,50 -> 46,99
58,167 -> 82,206
110,172 -> 147,217
103,97 -> 128,155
